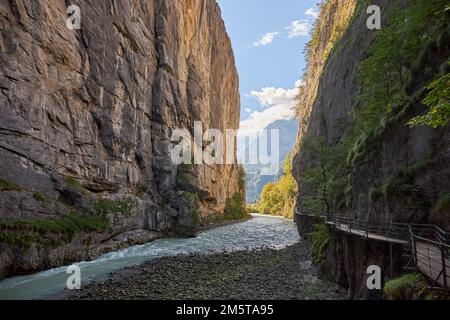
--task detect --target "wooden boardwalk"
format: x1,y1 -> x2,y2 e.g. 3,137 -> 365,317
297,211 -> 449,290
325,222 -> 408,245
416,242 -> 450,288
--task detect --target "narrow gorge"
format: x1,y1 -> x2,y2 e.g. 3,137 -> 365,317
0,0 -> 242,279
0,0 -> 448,302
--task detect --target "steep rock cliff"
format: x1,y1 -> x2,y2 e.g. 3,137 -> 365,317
0,0 -> 241,279
293,0 -> 449,298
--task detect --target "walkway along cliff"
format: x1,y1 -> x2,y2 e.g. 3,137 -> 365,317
0,0 -> 242,279
292,0 -> 450,298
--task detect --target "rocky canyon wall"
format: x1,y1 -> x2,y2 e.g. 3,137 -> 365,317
293,0 -> 450,298
0,0 -> 241,279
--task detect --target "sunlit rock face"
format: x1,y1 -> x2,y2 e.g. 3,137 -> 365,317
0,0 -> 241,278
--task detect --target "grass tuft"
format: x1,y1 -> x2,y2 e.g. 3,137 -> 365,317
0,211 -> 109,249
433,193 -> 450,212
307,223 -> 331,267
0,179 -> 22,192
33,192 -> 47,202
384,273 -> 428,300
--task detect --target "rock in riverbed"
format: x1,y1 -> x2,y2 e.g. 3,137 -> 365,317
66,242 -> 346,300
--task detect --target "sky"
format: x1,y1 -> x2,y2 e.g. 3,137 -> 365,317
216,0 -> 320,136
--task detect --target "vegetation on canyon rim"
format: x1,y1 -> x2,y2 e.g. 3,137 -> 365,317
295,0 -> 449,217
223,165 -> 250,221
0,178 -> 133,249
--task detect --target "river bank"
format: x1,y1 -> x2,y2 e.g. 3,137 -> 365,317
0,215 -> 302,299
66,242 -> 346,300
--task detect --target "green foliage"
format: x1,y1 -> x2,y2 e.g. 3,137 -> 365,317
93,198 -> 132,216
177,172 -> 193,184
0,232 -> 63,250
224,193 -> 250,221
366,160 -> 430,211
356,0 -> 448,135
298,1 -> 447,217
382,171 -> 412,198
384,273 -> 428,300
178,191 -> 200,232
302,0 -> 355,79
0,211 -> 109,249
405,153 -> 434,176
368,151 -> 434,209
190,207 -> 200,226
66,177 -> 82,189
65,177 -> 89,195
238,164 -> 246,194
0,196 -> 132,249
179,162 -> 194,171
181,191 -> 199,203
299,136 -> 348,215
368,187 -> 383,203
307,223 -> 331,267
296,0 -> 357,119
258,182 -> 282,215
408,70 -> 450,128
162,190 -> 176,205
433,193 -> 450,212
256,154 -> 297,219
0,178 -> 22,192
348,0 -> 448,166
245,203 -> 259,214
33,192 -> 47,202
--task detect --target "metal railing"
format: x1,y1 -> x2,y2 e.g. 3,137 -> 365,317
409,225 -> 450,290
295,210 -> 435,242
295,209 -> 449,290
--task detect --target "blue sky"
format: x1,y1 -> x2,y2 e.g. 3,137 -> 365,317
216,0 -> 319,135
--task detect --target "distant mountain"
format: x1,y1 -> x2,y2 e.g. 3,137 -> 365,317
241,119 -> 298,203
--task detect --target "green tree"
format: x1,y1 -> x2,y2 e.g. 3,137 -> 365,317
408,71 -> 450,128
299,136 -> 347,216
256,153 -> 298,219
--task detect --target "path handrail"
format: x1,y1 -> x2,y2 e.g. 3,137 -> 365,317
295,209 -> 448,290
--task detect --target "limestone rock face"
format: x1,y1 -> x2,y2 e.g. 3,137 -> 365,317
0,0 -> 240,278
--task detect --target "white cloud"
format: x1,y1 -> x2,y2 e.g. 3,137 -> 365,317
286,20 -> 310,38
305,7 -> 320,19
239,81 -> 304,137
295,80 -> 305,88
239,104 -> 295,137
249,87 -> 298,108
245,108 -> 252,113
253,32 -> 279,46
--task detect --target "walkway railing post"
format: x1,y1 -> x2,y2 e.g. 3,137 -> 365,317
390,243 -> 394,277
365,221 -> 369,239
440,243 -> 448,290
409,225 -> 417,265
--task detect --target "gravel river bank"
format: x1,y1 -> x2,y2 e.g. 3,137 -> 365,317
67,242 -> 346,300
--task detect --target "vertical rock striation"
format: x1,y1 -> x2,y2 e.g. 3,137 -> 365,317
0,0 -> 241,279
